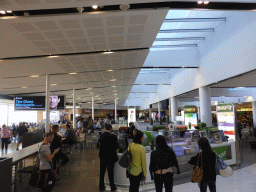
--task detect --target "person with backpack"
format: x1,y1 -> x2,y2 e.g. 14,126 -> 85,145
149,135 -> 180,192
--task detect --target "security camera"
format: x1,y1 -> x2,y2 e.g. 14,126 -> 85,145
77,7 -> 84,13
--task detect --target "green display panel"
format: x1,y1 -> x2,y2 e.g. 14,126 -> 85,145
212,145 -> 232,160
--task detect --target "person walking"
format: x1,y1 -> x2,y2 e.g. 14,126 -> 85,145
188,137 -> 217,192
149,135 -> 180,192
16,122 -> 28,150
1,125 -> 10,154
128,130 -> 147,192
97,124 -> 119,192
39,132 -> 59,192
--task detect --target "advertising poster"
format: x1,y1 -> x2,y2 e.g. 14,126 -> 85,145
184,106 -> 198,129
217,103 -> 236,141
212,145 -> 232,160
128,108 -> 136,125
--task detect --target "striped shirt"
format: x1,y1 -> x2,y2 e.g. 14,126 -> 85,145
1,127 -> 10,138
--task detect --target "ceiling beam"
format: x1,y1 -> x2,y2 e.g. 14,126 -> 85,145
158,28 -> 214,33
151,44 -> 197,48
164,18 -> 226,22
155,37 -> 205,41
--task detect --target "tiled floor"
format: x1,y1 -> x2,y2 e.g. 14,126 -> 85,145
2,140 -> 256,192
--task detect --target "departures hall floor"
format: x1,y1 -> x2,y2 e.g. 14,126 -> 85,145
1,140 -> 256,192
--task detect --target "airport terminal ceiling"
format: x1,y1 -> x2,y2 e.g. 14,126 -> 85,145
0,1 -> 256,107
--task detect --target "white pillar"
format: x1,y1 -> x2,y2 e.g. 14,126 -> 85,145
252,101 -> 256,128
199,86 -> 212,127
149,104 -> 152,122
45,74 -> 50,133
171,97 -> 177,122
169,97 -> 171,122
115,98 -> 117,123
158,101 -> 161,121
92,96 -> 94,120
73,89 -> 76,129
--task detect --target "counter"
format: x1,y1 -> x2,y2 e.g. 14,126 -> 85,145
106,141 -> 237,186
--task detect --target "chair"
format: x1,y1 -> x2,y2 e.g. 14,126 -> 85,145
86,134 -> 93,148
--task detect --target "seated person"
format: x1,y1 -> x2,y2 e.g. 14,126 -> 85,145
50,125 -> 69,176
62,124 -> 77,145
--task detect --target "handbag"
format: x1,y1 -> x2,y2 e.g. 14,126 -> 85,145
29,169 -> 56,188
119,145 -> 132,168
216,155 -> 233,177
7,138 -> 12,144
192,152 -> 203,183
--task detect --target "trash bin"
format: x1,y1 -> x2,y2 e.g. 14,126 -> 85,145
0,157 -> 12,192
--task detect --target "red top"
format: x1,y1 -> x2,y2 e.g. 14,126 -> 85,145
1,127 -> 10,138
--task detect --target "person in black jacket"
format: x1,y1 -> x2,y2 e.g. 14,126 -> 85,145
149,135 -> 180,192
97,124 -> 119,192
50,125 -> 69,176
188,137 -> 217,192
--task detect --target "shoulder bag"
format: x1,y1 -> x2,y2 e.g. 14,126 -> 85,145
192,152 -> 203,183
119,144 -> 132,168
216,154 -> 233,177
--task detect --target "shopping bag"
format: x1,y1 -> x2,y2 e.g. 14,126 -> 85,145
192,153 -> 203,183
216,156 -> 233,177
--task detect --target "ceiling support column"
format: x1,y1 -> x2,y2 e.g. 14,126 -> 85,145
92,96 -> 94,121
115,98 -> 118,124
73,89 -> 76,129
171,97 -> 177,122
199,86 -> 212,127
45,74 -> 50,133
252,101 -> 256,129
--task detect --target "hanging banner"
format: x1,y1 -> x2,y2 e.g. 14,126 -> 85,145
217,103 -> 236,141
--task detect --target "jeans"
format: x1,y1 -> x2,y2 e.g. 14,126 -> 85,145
200,181 -> 216,192
99,161 -> 116,191
1,138 -> 8,151
129,172 -> 143,192
154,172 -> 174,192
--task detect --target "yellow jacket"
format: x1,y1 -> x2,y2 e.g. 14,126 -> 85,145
129,142 -> 147,177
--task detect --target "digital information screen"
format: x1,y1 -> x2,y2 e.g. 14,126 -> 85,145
15,95 -> 66,111
50,95 -> 65,110
15,96 -> 46,110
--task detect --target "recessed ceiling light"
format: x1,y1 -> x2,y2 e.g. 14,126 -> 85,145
197,1 -> 203,4
69,72 -> 77,75
50,84 -> 57,86
107,70 -> 114,72
103,51 -> 113,54
92,5 -> 98,9
112,86 -> 117,88
114,94 -> 117,95
30,75 -> 39,78
6,10 -> 12,13
110,79 -> 117,81
22,87 -> 27,89
48,55 -> 59,58
204,1 -> 209,4
0,11 -> 6,14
